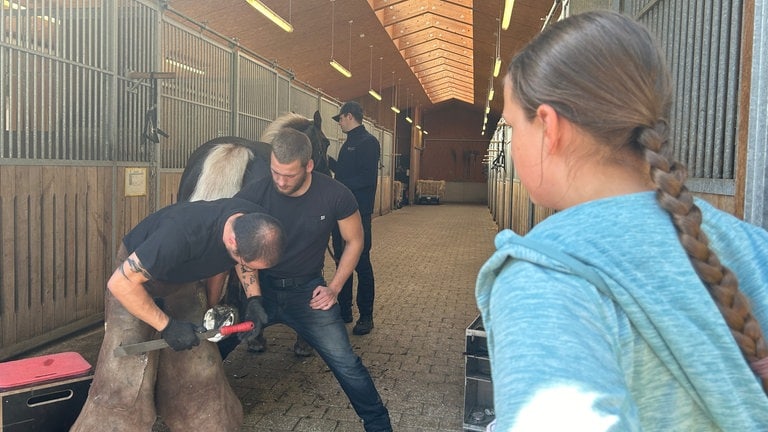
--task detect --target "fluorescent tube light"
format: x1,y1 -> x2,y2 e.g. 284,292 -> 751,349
368,89 -> 382,101
501,0 -> 514,30
246,0 -> 293,33
329,59 -> 352,78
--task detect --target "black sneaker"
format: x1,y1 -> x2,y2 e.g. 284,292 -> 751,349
352,316 -> 373,335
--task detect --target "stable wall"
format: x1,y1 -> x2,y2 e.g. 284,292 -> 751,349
418,102 -> 494,204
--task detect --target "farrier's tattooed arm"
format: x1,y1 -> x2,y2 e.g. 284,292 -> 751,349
107,251 -> 170,331
235,263 -> 262,298
122,256 -> 152,280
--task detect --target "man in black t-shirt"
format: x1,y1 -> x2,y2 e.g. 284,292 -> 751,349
72,198 -> 284,432
225,128 -> 392,432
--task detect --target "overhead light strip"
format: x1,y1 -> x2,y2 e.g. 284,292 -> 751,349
391,73 -> 401,113
501,0 -> 515,30
328,1 -> 352,78
246,0 -> 293,33
330,59 -> 352,78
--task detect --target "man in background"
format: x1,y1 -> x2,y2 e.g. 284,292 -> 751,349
331,101 -> 381,335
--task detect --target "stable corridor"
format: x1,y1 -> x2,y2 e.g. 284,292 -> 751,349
27,203 -> 499,432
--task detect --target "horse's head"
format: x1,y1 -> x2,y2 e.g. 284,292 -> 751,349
262,111 -> 331,175
306,111 -> 331,175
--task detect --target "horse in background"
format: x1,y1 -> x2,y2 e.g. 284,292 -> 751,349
178,110 -> 330,202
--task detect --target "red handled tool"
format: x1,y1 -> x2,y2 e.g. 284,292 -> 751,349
114,321 -> 254,357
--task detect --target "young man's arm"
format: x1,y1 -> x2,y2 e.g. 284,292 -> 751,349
309,210 -> 363,310
329,210 -> 364,293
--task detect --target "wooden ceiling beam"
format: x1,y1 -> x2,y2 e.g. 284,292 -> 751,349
411,56 -> 470,73
394,27 -> 471,51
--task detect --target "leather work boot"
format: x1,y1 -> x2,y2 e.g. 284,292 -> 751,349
352,316 -> 373,335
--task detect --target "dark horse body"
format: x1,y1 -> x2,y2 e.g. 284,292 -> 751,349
178,111 -> 330,202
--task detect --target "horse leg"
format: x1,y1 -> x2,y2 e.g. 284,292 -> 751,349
71,249 -> 159,431
155,282 -> 243,432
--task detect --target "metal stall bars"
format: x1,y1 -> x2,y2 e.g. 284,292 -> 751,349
629,0 -> 743,213
0,0 -> 160,359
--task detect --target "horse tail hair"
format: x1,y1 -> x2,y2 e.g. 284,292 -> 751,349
189,144 -> 253,201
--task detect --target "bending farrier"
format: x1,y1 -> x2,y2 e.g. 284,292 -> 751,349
72,198 -> 284,432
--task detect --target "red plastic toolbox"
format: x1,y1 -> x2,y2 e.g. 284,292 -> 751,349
0,352 -> 92,432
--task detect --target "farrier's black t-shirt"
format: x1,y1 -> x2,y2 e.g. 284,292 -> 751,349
235,173 -> 357,279
122,198 -> 263,283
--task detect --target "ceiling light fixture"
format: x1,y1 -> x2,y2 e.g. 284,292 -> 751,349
501,0 -> 514,30
246,0 -> 293,33
368,46 -> 382,101
493,21 -> 502,77
405,90 -> 413,123
390,73 -> 401,114
329,2 -> 352,78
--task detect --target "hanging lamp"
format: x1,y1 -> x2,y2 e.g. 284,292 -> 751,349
405,90 -> 413,123
390,74 -> 400,114
328,0 -> 351,78
501,0 -> 514,30
246,0 -> 293,33
368,46 -> 382,101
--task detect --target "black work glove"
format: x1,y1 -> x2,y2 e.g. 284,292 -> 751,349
161,318 -> 205,351
240,296 -> 268,341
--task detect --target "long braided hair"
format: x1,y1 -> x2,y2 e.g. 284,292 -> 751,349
507,10 -> 768,392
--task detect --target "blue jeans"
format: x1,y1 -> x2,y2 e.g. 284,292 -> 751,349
222,276 -> 391,431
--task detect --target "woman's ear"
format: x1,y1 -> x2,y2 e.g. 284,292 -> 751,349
536,104 -> 566,155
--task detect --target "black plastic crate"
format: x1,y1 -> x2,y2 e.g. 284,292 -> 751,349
464,315 -> 494,431
1,374 -> 92,431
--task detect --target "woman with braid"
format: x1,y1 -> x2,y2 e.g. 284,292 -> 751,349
475,11 -> 768,431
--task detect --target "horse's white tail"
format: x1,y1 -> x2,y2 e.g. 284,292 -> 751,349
189,144 -> 253,201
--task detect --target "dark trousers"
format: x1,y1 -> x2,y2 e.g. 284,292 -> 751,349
219,276 -> 391,431
332,212 -> 375,317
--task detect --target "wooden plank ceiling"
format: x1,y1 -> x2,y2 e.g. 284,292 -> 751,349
166,0 -> 560,117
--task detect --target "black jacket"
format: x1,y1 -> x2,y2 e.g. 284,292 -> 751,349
330,125 -> 380,215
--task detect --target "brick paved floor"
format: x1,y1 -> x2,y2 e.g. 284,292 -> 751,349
26,203 -> 499,432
